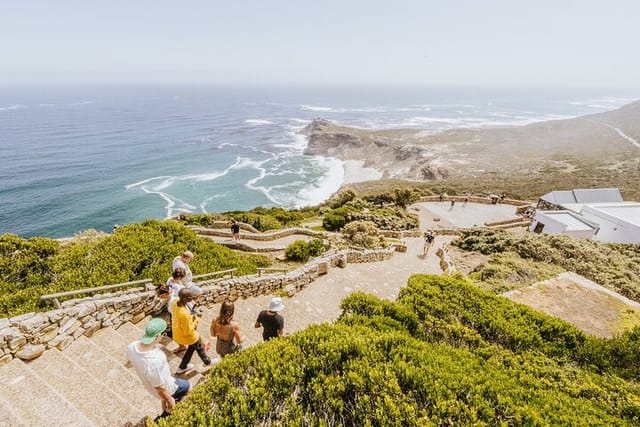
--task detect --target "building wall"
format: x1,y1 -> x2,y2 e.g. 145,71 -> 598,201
528,213 -> 596,239
581,210 -> 640,244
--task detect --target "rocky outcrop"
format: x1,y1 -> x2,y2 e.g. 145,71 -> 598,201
296,101 -> 640,184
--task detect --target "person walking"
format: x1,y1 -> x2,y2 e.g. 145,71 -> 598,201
210,300 -> 244,358
126,318 -> 191,418
423,231 -> 435,257
172,288 -> 211,373
255,297 -> 285,341
172,251 -> 194,286
231,220 -> 241,241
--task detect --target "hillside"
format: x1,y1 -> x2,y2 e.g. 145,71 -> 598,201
154,275 -> 640,426
302,101 -> 640,200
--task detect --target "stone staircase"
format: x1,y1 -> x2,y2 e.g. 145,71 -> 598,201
0,319 -> 210,427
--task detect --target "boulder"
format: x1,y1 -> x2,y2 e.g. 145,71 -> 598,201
16,344 -> 45,361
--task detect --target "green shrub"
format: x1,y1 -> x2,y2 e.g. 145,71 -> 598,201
154,281 -> 640,426
342,220 -> 387,249
285,240 -> 310,262
323,206 -> 354,231
285,239 -> 329,262
453,228 -> 640,301
0,220 -> 270,317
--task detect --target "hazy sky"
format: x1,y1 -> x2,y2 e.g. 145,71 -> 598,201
2,0 -> 639,87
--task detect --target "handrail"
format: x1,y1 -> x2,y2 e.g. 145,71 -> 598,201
193,268 -> 237,281
39,278 -> 153,309
257,267 -> 289,277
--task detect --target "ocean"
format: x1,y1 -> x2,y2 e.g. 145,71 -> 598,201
1,84 -> 637,238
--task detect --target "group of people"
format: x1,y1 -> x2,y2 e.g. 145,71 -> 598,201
126,250 -> 286,418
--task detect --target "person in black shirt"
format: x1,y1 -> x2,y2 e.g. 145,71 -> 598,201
231,220 -> 241,241
255,297 -> 285,341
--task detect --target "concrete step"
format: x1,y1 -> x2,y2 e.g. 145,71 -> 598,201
0,358 -> 96,426
91,327 -> 129,365
28,348 -> 144,426
0,395 -> 29,427
65,336 -> 160,417
116,321 -> 146,344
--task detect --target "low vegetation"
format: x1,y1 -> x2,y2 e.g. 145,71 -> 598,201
0,220 -> 270,317
284,239 -> 330,262
453,228 -> 640,301
155,274 -> 640,426
179,206 -> 321,232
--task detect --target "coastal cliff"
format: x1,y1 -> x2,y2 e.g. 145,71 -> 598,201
300,101 -> 640,182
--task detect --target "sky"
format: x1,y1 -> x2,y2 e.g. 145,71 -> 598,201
1,0 -> 639,87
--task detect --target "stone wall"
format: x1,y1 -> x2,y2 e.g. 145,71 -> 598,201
0,248 -> 394,366
192,226 -> 325,241
417,195 -> 530,207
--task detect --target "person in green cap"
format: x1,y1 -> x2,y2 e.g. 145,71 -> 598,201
126,318 -> 191,418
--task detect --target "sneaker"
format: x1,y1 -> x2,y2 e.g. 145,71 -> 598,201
176,363 -> 194,374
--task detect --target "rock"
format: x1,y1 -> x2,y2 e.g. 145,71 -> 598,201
55,336 -> 75,351
16,313 -> 46,333
16,344 -> 45,361
9,312 -> 35,325
76,302 -> 96,318
0,319 -> 9,329
0,354 -> 12,367
283,284 -> 296,297
8,335 -> 27,351
317,262 -> 329,275
131,312 -> 146,324
38,324 -> 60,344
60,318 -> 81,335
337,255 -> 347,268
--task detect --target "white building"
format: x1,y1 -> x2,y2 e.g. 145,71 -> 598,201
581,203 -> 640,244
529,211 -> 598,239
530,188 -> 640,243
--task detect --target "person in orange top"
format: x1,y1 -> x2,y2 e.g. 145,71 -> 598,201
172,288 -> 211,373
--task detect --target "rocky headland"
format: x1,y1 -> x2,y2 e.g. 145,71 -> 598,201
299,101 -> 640,187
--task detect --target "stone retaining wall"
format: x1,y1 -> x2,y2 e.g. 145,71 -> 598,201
192,226 -> 325,241
417,195 -> 530,207
0,248 -> 394,366
380,229 -> 463,239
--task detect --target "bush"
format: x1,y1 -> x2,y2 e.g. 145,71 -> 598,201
285,240 -> 310,262
285,239 -> 330,262
453,228 -> 640,301
342,221 -> 387,249
0,220 -> 271,316
322,206 -> 355,231
154,276 -> 640,426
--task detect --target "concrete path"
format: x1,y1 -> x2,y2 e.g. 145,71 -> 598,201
204,233 -> 314,251
196,236 -> 454,354
413,201 -> 520,229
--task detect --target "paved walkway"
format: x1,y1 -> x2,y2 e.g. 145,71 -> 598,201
413,201 -> 520,229
196,236 -> 454,355
204,233 -> 314,250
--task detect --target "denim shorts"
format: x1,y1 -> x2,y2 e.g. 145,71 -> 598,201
172,378 -> 191,402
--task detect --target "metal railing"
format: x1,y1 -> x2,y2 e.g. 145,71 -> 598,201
257,267 -> 289,276
39,278 -> 153,309
193,268 -> 237,281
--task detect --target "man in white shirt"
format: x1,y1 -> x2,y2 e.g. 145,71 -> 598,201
126,318 -> 191,418
172,251 -> 194,286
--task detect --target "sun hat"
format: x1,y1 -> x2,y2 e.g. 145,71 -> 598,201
140,318 -> 167,344
267,297 -> 285,312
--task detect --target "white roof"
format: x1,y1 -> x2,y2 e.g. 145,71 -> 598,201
538,211 -> 597,231
540,188 -> 622,205
582,203 -> 640,227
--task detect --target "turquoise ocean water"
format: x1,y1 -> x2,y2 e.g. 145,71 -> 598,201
0,85 -> 637,238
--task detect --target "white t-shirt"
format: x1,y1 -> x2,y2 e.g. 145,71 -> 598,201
172,256 -> 193,285
166,278 -> 184,315
126,341 -> 177,398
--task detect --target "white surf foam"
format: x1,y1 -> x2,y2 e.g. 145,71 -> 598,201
294,156 -> 344,207
0,104 -> 26,112
245,119 -> 274,125
70,101 -> 93,106
301,104 -> 334,112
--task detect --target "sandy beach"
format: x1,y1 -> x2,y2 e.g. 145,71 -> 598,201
343,160 -> 383,184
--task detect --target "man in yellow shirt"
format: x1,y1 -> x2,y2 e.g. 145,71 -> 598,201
172,288 -> 211,373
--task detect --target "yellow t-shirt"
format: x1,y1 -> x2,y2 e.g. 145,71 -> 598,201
171,300 -> 200,345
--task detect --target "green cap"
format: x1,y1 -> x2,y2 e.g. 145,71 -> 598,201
140,318 -> 167,344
